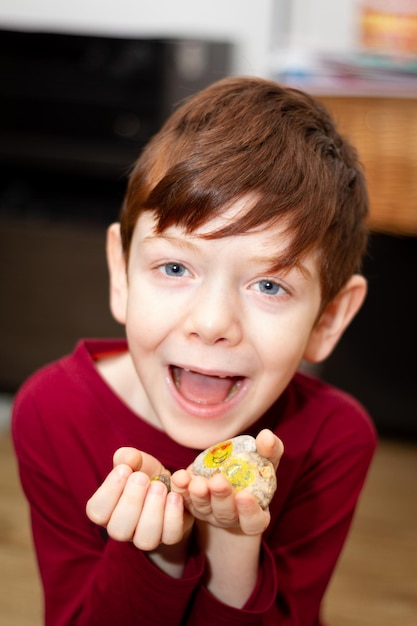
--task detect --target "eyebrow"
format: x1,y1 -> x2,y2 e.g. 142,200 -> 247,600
143,233 -> 313,280
249,253 -> 313,280
142,233 -> 200,253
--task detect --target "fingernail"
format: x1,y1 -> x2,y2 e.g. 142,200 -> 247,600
115,464 -> 130,478
167,491 -> 181,506
149,480 -> 166,495
131,472 -> 149,486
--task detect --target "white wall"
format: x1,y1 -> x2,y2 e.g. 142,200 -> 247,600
0,0 -> 361,77
288,0 -> 360,52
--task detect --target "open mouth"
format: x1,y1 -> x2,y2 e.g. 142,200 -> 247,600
170,365 -> 244,406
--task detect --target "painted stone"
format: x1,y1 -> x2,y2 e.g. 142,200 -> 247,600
151,474 -> 171,492
192,435 -> 277,509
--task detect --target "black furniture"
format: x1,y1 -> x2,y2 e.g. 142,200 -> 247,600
0,28 -> 231,389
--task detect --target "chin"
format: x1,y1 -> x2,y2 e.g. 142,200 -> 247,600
164,417 -> 249,452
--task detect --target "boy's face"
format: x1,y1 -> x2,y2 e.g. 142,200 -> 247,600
110,199 -> 324,449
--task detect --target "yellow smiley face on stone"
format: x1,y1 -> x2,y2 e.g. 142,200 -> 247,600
203,440 -> 233,468
192,435 -> 277,509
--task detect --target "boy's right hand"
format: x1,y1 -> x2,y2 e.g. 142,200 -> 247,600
86,447 -> 192,551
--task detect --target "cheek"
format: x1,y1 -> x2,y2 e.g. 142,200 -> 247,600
252,314 -> 315,370
125,289 -> 176,349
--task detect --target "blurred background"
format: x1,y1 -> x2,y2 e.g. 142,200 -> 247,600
0,1 -> 416,625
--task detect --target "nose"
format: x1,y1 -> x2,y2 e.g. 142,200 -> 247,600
183,283 -> 243,346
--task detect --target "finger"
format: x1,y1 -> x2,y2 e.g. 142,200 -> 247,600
208,473 -> 238,526
170,469 -> 192,507
161,491 -> 186,545
112,448 -> 168,479
171,469 -> 191,492
113,447 -> 143,471
106,471 -> 150,541
235,491 -> 271,535
255,429 -> 284,470
139,451 -> 168,478
133,479 -> 168,551
187,475 -> 213,516
86,464 -> 132,526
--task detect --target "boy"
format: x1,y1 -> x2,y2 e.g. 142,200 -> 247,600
12,76 -> 377,626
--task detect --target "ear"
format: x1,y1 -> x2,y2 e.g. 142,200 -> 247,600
303,274 -> 367,363
106,222 -> 128,325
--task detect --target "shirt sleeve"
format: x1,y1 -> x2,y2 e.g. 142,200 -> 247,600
261,402 -> 376,625
184,400 -> 376,626
12,386 -> 205,626
184,541 -> 278,626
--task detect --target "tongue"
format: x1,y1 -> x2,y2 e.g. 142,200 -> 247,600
175,368 -> 237,405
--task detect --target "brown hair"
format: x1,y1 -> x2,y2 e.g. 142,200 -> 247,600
120,76 -> 368,305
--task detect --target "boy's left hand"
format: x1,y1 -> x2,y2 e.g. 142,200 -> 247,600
171,429 -> 283,536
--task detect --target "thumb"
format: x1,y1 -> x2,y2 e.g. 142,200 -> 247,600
113,447 -> 143,471
140,450 -> 169,478
255,429 -> 284,471
113,447 -> 168,478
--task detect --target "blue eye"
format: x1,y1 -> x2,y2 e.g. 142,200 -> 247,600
257,280 -> 283,295
162,262 -> 187,277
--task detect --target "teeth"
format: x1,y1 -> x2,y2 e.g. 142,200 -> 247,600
172,367 -> 181,388
226,380 -> 241,401
178,367 -> 233,379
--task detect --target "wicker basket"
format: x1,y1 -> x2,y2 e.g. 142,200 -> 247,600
319,95 -> 417,236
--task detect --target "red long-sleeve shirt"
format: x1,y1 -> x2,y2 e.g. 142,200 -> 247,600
12,339 -> 376,626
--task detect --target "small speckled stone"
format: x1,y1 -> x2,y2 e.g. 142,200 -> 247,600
151,474 -> 171,492
192,435 -> 277,509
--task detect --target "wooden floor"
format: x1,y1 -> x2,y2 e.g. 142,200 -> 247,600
0,428 -> 416,625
